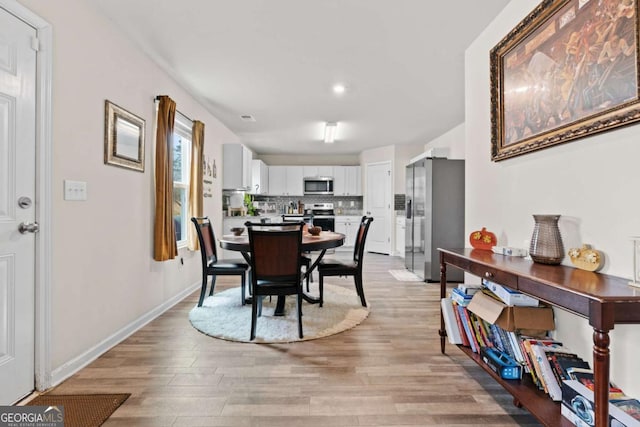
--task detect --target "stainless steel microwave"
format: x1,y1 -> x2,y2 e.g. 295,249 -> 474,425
303,177 -> 333,195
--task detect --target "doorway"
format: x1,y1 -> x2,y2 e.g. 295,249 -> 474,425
0,1 -> 52,404
364,161 -> 392,254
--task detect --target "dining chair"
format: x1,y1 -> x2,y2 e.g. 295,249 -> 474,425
246,221 -> 305,340
318,216 -> 374,307
281,214 -> 314,291
191,217 -> 249,307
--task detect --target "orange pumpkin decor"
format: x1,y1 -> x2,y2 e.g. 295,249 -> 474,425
469,227 -> 497,250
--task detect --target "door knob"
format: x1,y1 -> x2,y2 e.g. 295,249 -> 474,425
18,222 -> 39,234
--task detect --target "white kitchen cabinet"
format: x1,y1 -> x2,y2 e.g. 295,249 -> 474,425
223,144 -> 253,189
303,165 -> 334,177
335,216 -> 360,251
268,166 -> 286,195
333,166 -> 361,196
268,166 -> 303,196
286,166 -> 304,195
251,159 -> 269,194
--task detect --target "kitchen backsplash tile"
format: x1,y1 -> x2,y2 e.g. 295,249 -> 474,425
252,194 -> 363,215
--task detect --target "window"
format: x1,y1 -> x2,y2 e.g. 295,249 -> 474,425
173,113 -> 192,247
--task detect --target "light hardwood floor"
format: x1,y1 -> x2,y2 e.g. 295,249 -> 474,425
49,253 -> 541,426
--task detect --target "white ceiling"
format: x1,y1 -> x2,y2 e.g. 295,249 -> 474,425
90,0 -> 510,156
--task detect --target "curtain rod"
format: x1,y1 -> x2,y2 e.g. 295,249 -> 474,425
154,95 -> 194,123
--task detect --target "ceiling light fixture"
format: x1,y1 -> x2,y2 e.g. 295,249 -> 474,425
332,84 -> 346,95
324,122 -> 337,143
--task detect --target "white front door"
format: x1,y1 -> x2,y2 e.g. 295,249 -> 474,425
0,7 -> 37,404
365,161 -> 392,254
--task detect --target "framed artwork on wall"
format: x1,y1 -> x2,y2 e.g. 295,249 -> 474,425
104,100 -> 146,172
491,0 -> 640,161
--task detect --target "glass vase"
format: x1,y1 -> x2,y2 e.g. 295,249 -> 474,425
529,214 -> 564,265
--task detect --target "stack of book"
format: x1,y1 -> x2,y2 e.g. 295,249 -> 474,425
442,279 -> 640,418
561,377 -> 640,426
442,284 -> 482,350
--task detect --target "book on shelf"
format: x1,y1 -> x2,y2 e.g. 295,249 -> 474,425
521,337 -> 563,392
478,317 -> 496,348
451,301 -> 470,347
456,304 -> 479,353
566,367 -> 627,399
611,398 -> 640,422
546,351 -> 590,386
496,326 -> 518,363
506,330 -> 526,366
561,380 -> 640,427
451,287 -> 474,306
441,297 -> 463,345
489,323 -> 506,353
530,343 -> 565,401
515,335 -> 533,374
469,312 -> 490,348
457,283 -> 483,295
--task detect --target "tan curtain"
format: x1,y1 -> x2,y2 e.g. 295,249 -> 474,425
153,95 -> 178,261
187,120 -> 205,251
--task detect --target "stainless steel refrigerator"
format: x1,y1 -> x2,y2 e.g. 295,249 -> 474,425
405,158 -> 465,282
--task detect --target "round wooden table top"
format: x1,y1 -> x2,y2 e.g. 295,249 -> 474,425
219,231 -> 345,252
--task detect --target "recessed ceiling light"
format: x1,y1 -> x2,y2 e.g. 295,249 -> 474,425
332,84 -> 346,95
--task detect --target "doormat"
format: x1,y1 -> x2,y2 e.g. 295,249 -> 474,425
25,393 -> 130,427
388,269 -> 423,282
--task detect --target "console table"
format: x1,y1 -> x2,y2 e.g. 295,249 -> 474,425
439,248 -> 640,427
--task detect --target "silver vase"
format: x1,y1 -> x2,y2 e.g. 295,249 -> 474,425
529,214 -> 564,265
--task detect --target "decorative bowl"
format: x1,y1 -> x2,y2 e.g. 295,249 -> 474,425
308,226 -> 322,236
230,227 -> 244,236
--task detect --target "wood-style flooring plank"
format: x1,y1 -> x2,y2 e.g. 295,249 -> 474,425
48,253 -> 541,426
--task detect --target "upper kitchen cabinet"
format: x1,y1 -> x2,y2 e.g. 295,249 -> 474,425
333,166 -> 361,196
223,144 -> 253,189
251,159 -> 269,194
268,166 -> 304,196
303,166 -> 333,177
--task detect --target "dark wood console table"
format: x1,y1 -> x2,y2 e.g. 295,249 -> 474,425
439,248 -> 640,427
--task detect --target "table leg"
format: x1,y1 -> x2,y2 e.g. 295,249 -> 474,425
240,251 -> 253,304
593,328 -> 611,427
439,253 -> 447,354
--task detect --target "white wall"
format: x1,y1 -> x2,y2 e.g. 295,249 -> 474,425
19,0 -> 240,379
466,0 -> 640,396
394,142 -> 424,194
423,123 -> 465,160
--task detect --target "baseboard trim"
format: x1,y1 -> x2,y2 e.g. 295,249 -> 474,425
49,282 -> 199,388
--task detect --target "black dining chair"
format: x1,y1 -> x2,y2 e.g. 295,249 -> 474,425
318,216 -> 374,307
191,217 -> 249,307
246,221 -> 305,340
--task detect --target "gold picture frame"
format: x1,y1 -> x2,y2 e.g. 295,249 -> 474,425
491,0 -> 640,161
104,100 -> 146,172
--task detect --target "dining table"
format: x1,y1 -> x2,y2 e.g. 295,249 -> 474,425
219,230 -> 345,315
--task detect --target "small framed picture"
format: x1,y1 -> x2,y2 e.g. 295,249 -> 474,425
104,100 -> 145,172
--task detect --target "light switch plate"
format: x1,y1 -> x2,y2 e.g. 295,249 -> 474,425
64,180 -> 87,201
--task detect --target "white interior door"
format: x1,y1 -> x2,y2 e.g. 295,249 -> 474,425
0,8 -> 37,404
365,161 -> 392,254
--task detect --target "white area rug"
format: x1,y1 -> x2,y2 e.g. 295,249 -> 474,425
189,284 -> 370,343
388,269 -> 423,282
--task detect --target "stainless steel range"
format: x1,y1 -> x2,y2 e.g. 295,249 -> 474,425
305,203 -> 335,231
